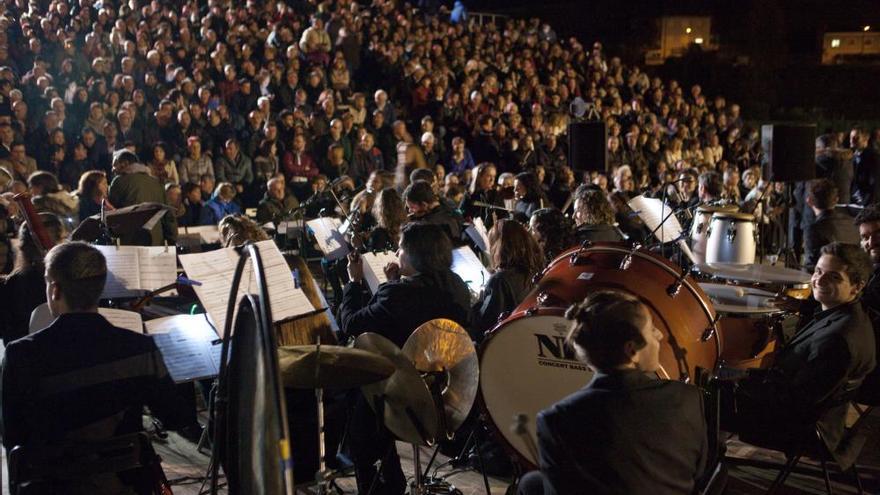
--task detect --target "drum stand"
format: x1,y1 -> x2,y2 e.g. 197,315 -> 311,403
313,338 -> 344,495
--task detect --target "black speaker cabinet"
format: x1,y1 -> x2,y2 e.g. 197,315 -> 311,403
761,124 -> 816,182
568,121 -> 607,173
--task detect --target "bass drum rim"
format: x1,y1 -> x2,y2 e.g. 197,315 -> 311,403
477,306 -> 581,471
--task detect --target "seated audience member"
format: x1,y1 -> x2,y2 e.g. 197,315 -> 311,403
340,222 -> 471,495
76,170 -> 113,222
529,208 -> 577,264
29,171 -> 79,221
0,213 -> 67,344
179,182 -> 206,227
257,176 -> 300,225
179,136 -> 214,185
201,182 -> 243,226
571,184 -> 624,243
403,180 -> 464,243
471,219 -> 543,339
803,179 -> 859,272
726,243 -> 875,471
0,242 -> 189,493
519,290 -> 708,495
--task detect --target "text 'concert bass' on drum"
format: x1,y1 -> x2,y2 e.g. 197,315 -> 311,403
478,242 -> 720,469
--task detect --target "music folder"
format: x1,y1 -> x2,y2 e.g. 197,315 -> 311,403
94,245 -> 178,299
145,314 -> 222,383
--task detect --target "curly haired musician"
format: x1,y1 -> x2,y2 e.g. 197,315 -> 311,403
519,290 -> 708,495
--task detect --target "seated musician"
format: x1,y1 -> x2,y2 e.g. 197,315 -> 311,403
1,242 -> 188,492
856,204 -> 879,315
0,212 -> 67,345
571,184 -> 624,244
340,222 -> 471,495
802,179 -> 858,273
519,290 -> 708,495
528,207 -> 577,265
471,219 -> 544,341
725,243 -> 875,469
403,179 -> 464,244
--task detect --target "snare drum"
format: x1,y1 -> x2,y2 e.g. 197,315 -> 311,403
705,212 -> 757,264
690,205 -> 738,264
699,282 -> 781,369
695,262 -> 812,300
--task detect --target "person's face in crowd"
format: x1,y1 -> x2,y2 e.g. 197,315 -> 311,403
10,144 -> 26,163
153,146 -> 166,163
592,174 -> 608,191
268,180 -> 285,200
361,134 -> 374,150
859,220 -> 880,265
625,304 -> 663,372
452,138 -> 464,155
187,186 -> 202,203
811,254 -> 863,310
97,177 -> 109,197
406,199 -> 430,217
514,179 -> 528,201
167,186 -> 182,207
330,120 -> 343,140
615,169 -> 633,192
73,143 -> 88,161
225,142 -> 238,160
201,177 -> 215,195
0,126 -> 13,144
293,134 -> 306,153
329,147 -> 344,166
850,130 -> 867,150
313,178 -> 327,193
679,174 -> 696,196
478,166 -> 497,191
82,131 -> 96,148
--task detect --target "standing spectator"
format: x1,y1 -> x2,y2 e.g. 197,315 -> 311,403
108,150 -> 177,246
850,127 -> 879,206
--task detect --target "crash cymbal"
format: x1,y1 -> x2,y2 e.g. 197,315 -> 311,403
402,319 -> 479,439
278,345 -> 395,389
354,333 -> 439,446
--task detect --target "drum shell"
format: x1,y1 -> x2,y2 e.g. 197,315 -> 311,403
690,206 -> 736,264
516,243 -> 719,382
705,215 -> 756,264
716,314 -> 779,369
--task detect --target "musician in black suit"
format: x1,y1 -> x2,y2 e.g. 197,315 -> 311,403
803,179 -> 858,272
1,242 -> 188,493
339,222 -> 471,494
519,290 -> 708,495
728,243 -> 876,470
403,180 -> 464,245
856,205 -> 880,315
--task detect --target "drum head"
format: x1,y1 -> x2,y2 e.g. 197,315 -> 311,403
479,309 -> 591,469
699,282 -> 780,315
696,262 -> 810,287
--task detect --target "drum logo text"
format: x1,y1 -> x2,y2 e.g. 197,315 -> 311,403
534,334 -> 587,371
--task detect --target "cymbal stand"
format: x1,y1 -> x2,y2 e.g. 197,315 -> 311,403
314,337 -> 342,495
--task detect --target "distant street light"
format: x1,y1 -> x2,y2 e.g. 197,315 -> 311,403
864,25 -> 871,32
686,27 -> 692,34
695,38 -> 704,44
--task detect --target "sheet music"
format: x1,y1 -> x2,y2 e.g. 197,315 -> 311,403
177,225 -> 221,244
95,246 -> 178,298
451,246 -> 491,296
95,246 -> 141,298
146,314 -> 221,383
465,218 -> 491,253
362,251 -> 399,293
179,240 -> 316,332
98,308 -> 144,333
138,246 -> 178,291
628,195 -> 684,244
306,217 -> 350,260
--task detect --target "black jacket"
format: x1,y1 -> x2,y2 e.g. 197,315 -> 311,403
574,224 -> 624,245
736,301 -> 876,468
0,266 -> 46,344
1,313 -> 187,448
470,267 -> 530,340
537,370 -> 708,495
414,203 -> 464,245
339,270 -> 471,348
853,147 -> 880,206
803,209 -> 859,272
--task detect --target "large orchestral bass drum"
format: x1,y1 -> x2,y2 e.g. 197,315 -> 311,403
479,243 -> 719,469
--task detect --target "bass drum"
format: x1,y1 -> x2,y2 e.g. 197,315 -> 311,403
479,307 -> 591,469
516,243 -> 719,382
